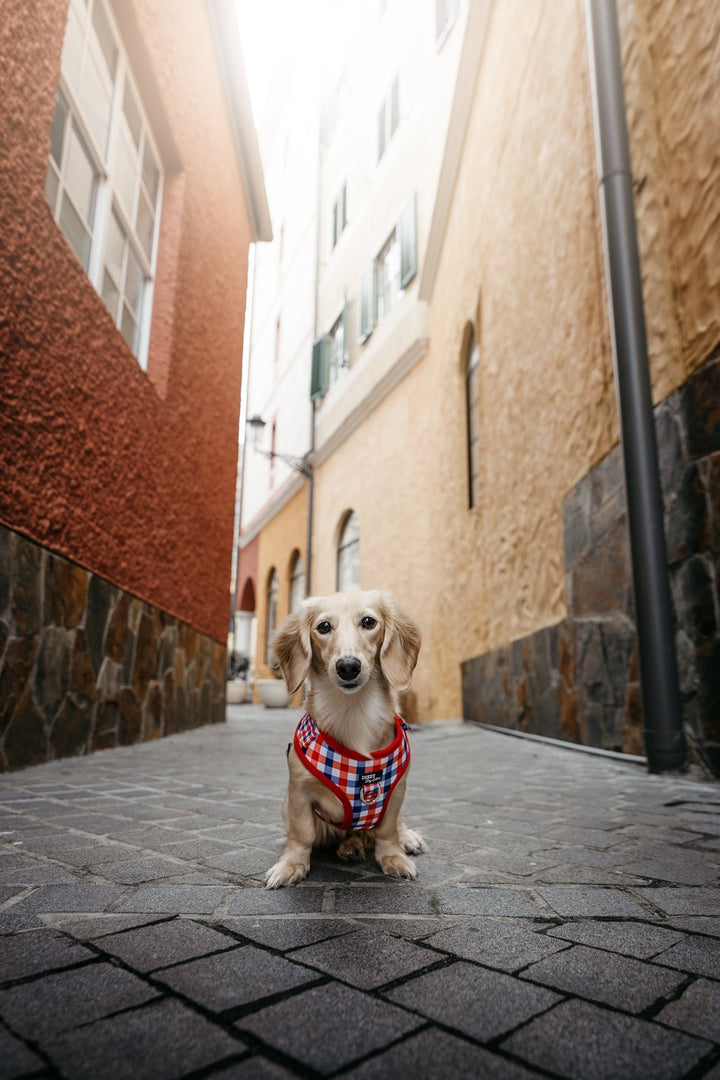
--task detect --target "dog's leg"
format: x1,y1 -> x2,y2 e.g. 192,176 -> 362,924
265,791 -> 316,889
373,778 -> 417,880
398,820 -> 427,855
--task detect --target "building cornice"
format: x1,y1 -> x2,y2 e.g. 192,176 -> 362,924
419,0 -> 493,302
206,0 -> 273,243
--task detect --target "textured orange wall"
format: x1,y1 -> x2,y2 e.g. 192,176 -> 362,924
0,0 -> 252,643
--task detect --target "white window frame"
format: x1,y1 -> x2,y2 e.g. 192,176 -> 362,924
337,512 -> 361,592
435,0 -> 458,48
46,0 -> 163,370
331,181 -> 347,250
377,75 -> 400,162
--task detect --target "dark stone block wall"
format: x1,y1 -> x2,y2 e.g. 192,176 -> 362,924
0,525 -> 226,772
462,349 -> 720,776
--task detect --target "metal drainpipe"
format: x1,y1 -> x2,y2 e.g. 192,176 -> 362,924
585,0 -> 686,771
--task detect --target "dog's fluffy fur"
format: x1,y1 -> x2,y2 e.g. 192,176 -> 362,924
265,590 -> 426,889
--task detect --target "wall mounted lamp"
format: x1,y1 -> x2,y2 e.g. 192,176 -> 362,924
246,414 -> 312,477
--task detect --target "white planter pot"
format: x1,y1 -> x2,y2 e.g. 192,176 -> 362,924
256,679 -> 291,708
226,679 -> 249,704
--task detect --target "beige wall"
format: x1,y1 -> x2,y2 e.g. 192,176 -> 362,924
311,0 -> 720,722
254,484 -> 309,691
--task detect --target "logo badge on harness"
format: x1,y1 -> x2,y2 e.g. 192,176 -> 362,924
360,770 -> 383,806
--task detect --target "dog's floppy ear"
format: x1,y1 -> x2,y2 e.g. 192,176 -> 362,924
272,605 -> 313,693
378,595 -> 421,691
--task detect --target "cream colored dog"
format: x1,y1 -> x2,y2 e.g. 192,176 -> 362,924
265,590 -> 426,889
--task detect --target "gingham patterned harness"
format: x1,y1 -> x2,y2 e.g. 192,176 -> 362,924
292,713 -> 410,830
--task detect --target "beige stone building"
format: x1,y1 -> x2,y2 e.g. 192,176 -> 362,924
238,0 -> 720,772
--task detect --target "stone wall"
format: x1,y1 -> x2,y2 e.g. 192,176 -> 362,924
0,526 -> 226,772
462,349 -> 720,776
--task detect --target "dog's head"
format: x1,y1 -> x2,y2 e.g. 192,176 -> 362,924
272,590 -> 421,696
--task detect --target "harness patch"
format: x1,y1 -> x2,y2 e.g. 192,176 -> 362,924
293,713 -> 410,830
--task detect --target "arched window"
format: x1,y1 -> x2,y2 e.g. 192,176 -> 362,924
265,569 -> 279,665
465,326 -> 480,508
289,551 -> 304,612
337,512 -> 360,591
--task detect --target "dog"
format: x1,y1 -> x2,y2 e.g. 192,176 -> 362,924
264,590 -> 426,888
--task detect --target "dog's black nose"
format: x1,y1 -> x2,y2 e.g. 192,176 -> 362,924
336,656 -> 361,682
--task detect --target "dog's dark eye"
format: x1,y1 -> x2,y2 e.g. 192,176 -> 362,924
316,620 -> 332,635
361,616 -> 377,630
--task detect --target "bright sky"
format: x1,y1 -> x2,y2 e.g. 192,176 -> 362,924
235,0 -> 355,128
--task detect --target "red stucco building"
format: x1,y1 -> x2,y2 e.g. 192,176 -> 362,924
0,0 -> 271,769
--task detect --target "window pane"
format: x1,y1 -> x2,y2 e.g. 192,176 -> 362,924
142,141 -> 160,206
124,245 -> 145,315
59,192 -> 92,269
377,102 -> 386,161
114,127 -> 138,217
49,92 -> 68,166
390,77 -> 400,134
123,80 -> 142,150
45,164 -> 59,212
64,126 -> 97,223
101,269 -> 120,319
80,45 -> 114,155
136,191 -> 154,259
120,302 -> 138,352
105,208 -> 125,281
60,1 -> 84,95
91,0 -> 118,80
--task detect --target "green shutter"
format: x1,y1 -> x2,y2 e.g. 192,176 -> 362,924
359,263 -> 375,343
310,336 -> 328,401
399,193 -> 417,289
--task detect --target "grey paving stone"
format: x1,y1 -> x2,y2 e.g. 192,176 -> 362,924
205,848 -> 279,877
115,885 -> 230,914
520,943 -> 685,1012
546,919 -> 687,958
636,887 -> 720,916
0,1023 -> 45,1078
0,927 -> 95,982
0,863 -> 82,885
657,978 -> 720,1042
153,838 -> 237,860
0,962 -> 160,1039
288,927 -> 438,989
501,998 -> 711,1080
385,960 -> 561,1041
208,1059 -> 297,1080
620,859 -> 720,885
664,916 -> 720,938
238,982 -> 422,1075
155,944 -> 318,1012
535,887 -> 650,917
334,885 -> 435,915
226,886 -> 326,915
342,1026 -> 538,1079
436,888 -> 540,916
8,884 -> 127,912
47,913 -> 168,938
43,997 -> 245,1080
217,916 -> 357,950
97,918 -> 236,971
94,856 -> 188,884
423,923 -> 569,971
653,934 -> 720,978
355,916 -> 460,939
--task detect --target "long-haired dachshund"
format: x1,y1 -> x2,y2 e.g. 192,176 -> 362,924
265,590 -> 426,888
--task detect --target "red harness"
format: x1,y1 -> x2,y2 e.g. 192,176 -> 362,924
292,713 -> 410,830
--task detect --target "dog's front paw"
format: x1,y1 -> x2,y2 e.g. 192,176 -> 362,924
378,851 -> 418,880
400,826 -> 427,855
264,856 -> 309,889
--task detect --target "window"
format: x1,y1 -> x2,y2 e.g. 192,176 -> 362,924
332,182 -> 347,249
46,0 -> 162,367
466,327 -> 480,508
377,76 -> 400,162
265,569 -> 279,664
328,307 -> 348,386
289,552 -> 304,611
337,512 -> 360,591
435,0 -> 458,46
359,195 -> 417,343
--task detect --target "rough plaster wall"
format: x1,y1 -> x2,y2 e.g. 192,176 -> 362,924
312,0 -> 613,721
254,484 -> 309,680
0,0 -> 252,643
619,0 -> 720,398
